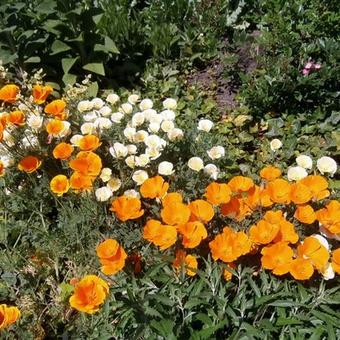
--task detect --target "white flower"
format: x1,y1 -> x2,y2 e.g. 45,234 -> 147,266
296,155 -> 313,169
311,234 -> 329,251
107,177 -> 121,192
131,112 -> 145,127
119,103 -> 133,115
95,187 -> 113,202
109,142 -> 128,158
188,157 -> 204,172
139,98 -> 153,111
133,130 -> 149,143
100,168 -> 112,182
204,164 -> 219,180
135,154 -> 150,167
125,155 -> 136,168
143,109 -> 158,121
91,98 -> 104,110
317,156 -> 337,176
128,94 -> 140,105
127,144 -> 137,154
163,98 -> 177,110
270,139 -> 282,151
161,120 -> 175,133
167,128 -> 184,141
21,132 -> 39,148
124,189 -> 140,198
145,147 -> 161,160
106,93 -> 120,105
70,134 -> 83,146
158,161 -> 174,175
149,114 -> 163,125
27,114 -> 43,130
207,146 -> 225,160
94,117 -> 112,130
81,122 -> 95,135
287,166 -> 308,181
198,119 -> 214,132
111,112 -> 124,123
132,170 -> 148,185
0,155 -> 14,167
160,110 -> 176,121
145,135 -> 163,149
77,100 -> 93,112
123,127 -> 136,142
148,122 -> 161,133
99,106 -> 112,117
322,263 -> 335,281
83,111 -> 98,122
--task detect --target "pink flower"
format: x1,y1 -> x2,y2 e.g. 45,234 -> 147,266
314,63 -> 321,70
304,62 -> 313,69
302,68 -> 310,76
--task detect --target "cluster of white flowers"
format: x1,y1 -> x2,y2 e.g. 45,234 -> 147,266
76,95 -> 184,193
287,154 -> 337,181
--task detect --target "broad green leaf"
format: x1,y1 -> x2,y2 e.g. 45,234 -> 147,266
25,56 -> 41,63
61,57 -> 78,74
62,73 -> 77,86
83,62 -> 105,76
51,40 -> 71,55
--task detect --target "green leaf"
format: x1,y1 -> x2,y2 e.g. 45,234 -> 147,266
51,40 -> 71,55
59,283 -> 74,301
86,81 -> 99,97
150,319 -> 176,339
105,36 -> 119,54
61,57 -> 78,74
83,62 -> 105,76
62,73 -> 77,86
25,56 -> 41,63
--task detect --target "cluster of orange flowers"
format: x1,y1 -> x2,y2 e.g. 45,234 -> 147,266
107,171 -> 339,281
0,304 -> 20,331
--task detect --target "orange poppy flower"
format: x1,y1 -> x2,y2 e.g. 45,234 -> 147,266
172,249 -> 198,276
33,84 -> 53,104
260,166 -> 282,181
331,248 -> 340,274
263,210 -> 283,224
161,201 -> 191,226
69,151 -> 102,178
249,220 -> 280,245
316,200 -> 340,235
300,175 -> 329,201
205,182 -> 231,205
143,219 -> 177,250
290,182 -> 313,205
69,172 -> 93,192
178,221 -> 207,248
0,304 -> 20,330
259,187 -> 274,207
110,196 -> 144,222
209,226 -> 251,263
0,121 -> 4,142
261,242 -> 294,275
69,275 -> 109,314
45,119 -> 66,136
78,134 -> 102,151
294,205 -> 316,224
220,196 -> 251,221
223,263 -> 236,281
17,156 -> 41,173
44,99 -> 67,119
0,84 -> 19,103
188,199 -> 214,223
289,258 -> 314,280
7,110 -> 25,126
267,178 -> 291,204
297,236 -> 329,271
96,239 -> 127,275
50,174 -> 70,196
162,192 -> 183,206
140,175 -> 169,199
0,161 -> 4,177
53,142 -> 74,160
273,219 -> 299,244
228,176 -> 254,193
